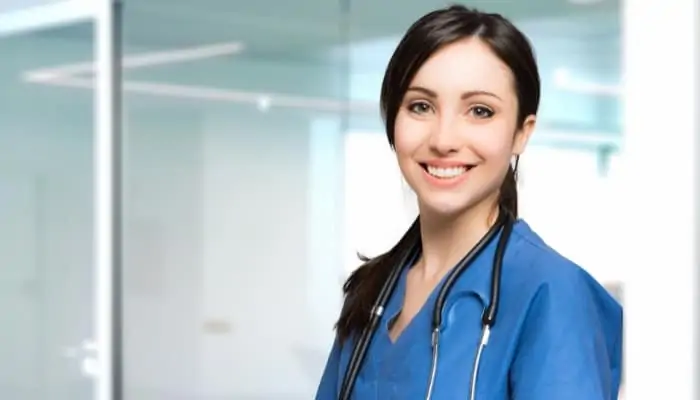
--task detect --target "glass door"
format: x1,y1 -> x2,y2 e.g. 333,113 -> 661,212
0,2 -> 116,399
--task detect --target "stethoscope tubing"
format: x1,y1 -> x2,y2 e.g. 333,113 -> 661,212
338,221 -> 421,399
431,210 -> 511,331
338,210 -> 514,400
426,211 -> 513,400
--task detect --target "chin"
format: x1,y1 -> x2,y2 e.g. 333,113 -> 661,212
418,195 -> 473,218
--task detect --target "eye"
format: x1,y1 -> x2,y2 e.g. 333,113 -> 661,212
469,105 -> 494,119
408,101 -> 432,114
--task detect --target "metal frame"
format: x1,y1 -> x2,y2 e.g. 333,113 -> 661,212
94,0 -> 122,399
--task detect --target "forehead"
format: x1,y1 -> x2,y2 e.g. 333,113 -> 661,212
410,38 -> 515,100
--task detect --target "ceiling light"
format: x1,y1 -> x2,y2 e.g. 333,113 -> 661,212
568,0 -> 605,5
257,96 -> 271,111
0,0 -> 94,38
22,41 -> 245,82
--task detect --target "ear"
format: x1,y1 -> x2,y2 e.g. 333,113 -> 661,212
512,114 -> 536,156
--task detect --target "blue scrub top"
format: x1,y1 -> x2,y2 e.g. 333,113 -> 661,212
315,219 -> 623,400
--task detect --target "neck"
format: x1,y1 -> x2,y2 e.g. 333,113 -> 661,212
416,198 -> 499,280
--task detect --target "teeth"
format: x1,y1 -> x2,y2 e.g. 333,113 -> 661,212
426,165 -> 468,179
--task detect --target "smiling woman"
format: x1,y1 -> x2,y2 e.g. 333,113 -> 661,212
317,5 -> 622,400
391,36 -> 534,220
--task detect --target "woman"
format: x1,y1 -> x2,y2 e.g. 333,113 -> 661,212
316,5 -> 622,400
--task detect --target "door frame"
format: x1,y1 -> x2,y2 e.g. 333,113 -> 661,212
94,0 -> 122,399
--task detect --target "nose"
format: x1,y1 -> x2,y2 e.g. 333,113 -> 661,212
428,116 -> 461,155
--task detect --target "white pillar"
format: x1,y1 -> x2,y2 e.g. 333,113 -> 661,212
622,1 -> 699,399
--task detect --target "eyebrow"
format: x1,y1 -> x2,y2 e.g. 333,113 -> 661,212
406,86 -> 502,101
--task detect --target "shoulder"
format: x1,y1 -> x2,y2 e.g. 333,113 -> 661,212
504,220 -> 624,397
505,220 -> 623,328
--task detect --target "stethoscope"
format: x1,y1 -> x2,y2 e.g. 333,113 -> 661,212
338,208 -> 515,400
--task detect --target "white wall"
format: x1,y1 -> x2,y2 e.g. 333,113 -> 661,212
122,105 -> 344,399
198,109 -> 324,398
519,146 -> 626,284
122,107 -> 203,397
343,132 -> 415,273
622,0 -> 699,398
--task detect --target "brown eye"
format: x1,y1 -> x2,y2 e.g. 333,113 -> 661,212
408,101 -> 432,114
470,106 -> 494,119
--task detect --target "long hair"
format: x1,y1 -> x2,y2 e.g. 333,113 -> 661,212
335,5 -> 541,342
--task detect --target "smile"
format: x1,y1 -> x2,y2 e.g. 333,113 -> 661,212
422,164 -> 475,179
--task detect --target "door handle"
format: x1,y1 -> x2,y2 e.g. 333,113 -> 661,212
61,339 -> 100,378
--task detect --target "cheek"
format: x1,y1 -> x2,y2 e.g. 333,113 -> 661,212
473,128 -> 515,163
393,114 -> 425,158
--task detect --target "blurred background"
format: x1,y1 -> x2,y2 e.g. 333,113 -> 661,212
0,0 -> 696,399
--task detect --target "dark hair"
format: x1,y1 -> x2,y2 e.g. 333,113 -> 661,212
335,5 -> 541,342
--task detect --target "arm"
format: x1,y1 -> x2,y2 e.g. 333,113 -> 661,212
315,337 -> 342,400
509,273 -> 623,400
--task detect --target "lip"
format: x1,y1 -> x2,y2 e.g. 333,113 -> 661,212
421,159 -> 474,168
419,162 -> 474,188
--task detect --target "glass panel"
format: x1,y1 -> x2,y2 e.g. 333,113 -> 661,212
121,1 -> 348,398
0,21 -> 96,400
